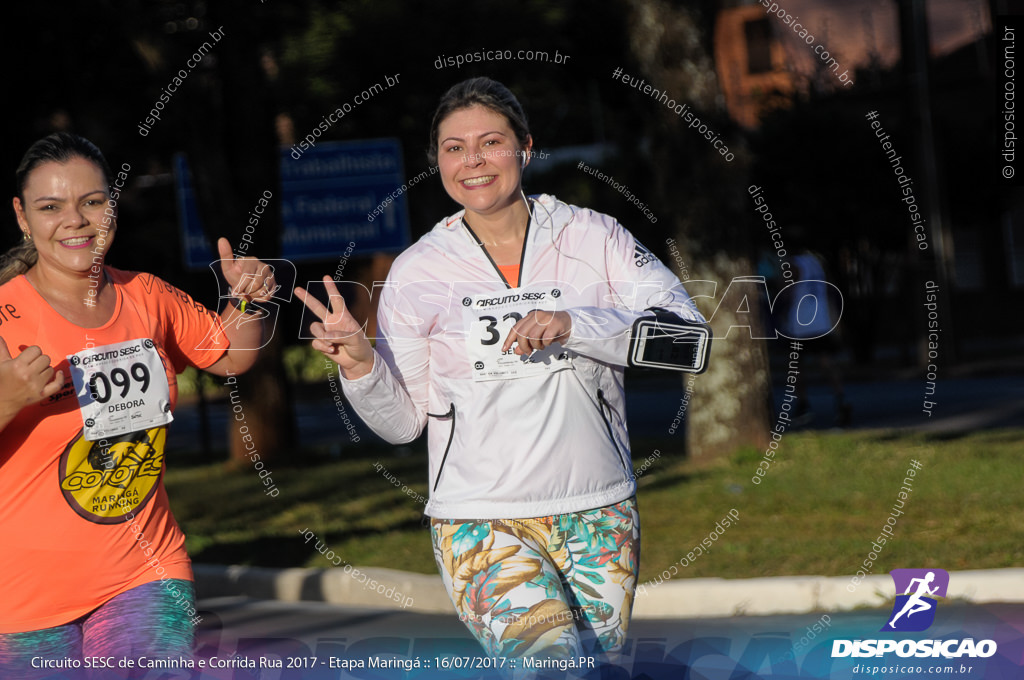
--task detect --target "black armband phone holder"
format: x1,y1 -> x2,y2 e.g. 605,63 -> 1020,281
628,307 -> 712,373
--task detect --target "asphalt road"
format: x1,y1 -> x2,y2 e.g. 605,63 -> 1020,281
190,597 -> 1024,679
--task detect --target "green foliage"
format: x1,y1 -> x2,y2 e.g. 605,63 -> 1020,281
177,345 -> 329,398
283,344 -> 334,383
177,366 -> 223,397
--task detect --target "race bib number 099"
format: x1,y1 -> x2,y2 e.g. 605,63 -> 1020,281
68,338 -> 173,441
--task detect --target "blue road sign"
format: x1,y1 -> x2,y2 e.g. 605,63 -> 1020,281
280,139 -> 410,259
175,139 -> 411,268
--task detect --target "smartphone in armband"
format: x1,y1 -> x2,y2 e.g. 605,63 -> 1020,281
628,308 -> 712,373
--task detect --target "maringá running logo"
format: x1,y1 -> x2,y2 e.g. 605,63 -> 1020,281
59,427 -> 166,523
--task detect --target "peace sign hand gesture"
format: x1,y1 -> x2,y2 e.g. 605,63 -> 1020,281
295,277 -> 374,379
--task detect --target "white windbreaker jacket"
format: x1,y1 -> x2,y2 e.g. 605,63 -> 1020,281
340,194 -> 704,519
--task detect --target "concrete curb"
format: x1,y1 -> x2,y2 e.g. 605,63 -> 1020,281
195,565 -> 1024,618
194,565 -> 453,612
635,569 -> 1024,617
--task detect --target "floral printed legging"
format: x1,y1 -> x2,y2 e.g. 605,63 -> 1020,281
430,496 -> 640,663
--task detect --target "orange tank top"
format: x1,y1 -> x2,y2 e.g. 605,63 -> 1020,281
497,264 -> 520,288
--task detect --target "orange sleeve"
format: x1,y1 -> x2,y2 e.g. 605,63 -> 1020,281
146,274 -> 228,372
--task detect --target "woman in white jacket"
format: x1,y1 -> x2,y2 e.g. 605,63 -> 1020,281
297,77 -> 703,665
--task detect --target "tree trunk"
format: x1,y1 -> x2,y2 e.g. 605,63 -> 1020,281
178,1 -> 297,464
622,0 -> 773,460
687,257 -> 773,459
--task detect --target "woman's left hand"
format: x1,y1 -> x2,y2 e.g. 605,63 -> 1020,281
217,238 -> 278,305
502,310 -> 572,355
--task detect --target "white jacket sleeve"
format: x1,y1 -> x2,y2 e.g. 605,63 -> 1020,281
338,279 -> 430,444
562,217 -> 704,366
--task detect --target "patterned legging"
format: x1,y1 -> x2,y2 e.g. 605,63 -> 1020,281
430,496 -> 640,665
0,579 -> 195,680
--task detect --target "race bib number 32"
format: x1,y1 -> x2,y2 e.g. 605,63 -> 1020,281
68,338 -> 172,441
464,285 -> 572,382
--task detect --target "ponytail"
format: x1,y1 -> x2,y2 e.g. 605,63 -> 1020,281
0,239 -> 37,286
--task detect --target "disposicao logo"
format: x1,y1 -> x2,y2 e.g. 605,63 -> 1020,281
883,568 -> 948,632
832,569 -> 997,659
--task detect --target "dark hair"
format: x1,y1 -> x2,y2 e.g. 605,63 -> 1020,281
427,77 -> 531,166
15,132 -> 112,202
2,133 -> 113,285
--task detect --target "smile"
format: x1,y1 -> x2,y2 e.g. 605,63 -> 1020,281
462,176 -> 496,187
60,236 -> 93,249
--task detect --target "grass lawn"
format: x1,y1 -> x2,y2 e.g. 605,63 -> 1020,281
164,428 -> 1024,582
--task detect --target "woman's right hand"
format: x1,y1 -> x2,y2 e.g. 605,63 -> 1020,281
295,277 -> 375,380
0,337 -> 65,417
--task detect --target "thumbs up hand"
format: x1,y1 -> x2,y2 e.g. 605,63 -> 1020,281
217,238 -> 279,305
0,337 -> 66,414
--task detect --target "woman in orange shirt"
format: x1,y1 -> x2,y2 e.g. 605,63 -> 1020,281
0,133 -> 275,678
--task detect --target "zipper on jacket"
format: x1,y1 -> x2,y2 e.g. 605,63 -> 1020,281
427,403 -> 457,492
596,389 -> 630,477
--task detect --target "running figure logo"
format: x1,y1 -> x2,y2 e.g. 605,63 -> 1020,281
882,568 -> 949,632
